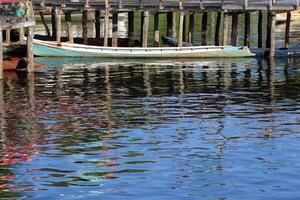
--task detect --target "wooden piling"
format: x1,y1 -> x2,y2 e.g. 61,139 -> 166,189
182,14 -> 186,42
285,11 -> 291,49
269,12 -> 276,57
215,12 -> 221,46
258,11 -> 263,48
142,11 -> 149,47
65,11 -> 73,43
244,12 -> 251,47
167,12 -> 176,38
103,10 -> 109,47
40,11 -> 51,36
5,30 -> 10,44
27,26 -> 34,73
223,12 -> 229,46
51,7 -> 57,38
231,13 -> 239,46
82,10 -> 88,45
188,12 -> 195,43
178,11 -> 185,47
128,11 -> 135,47
154,12 -> 160,47
140,11 -> 144,46
201,12 -> 208,46
19,28 -> 25,43
266,11 -> 271,49
0,28 -> 3,80
95,10 -> 101,39
55,8 -> 62,43
112,12 -> 118,47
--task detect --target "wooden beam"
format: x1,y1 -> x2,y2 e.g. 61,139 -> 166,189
231,13 -> 239,46
188,12 -> 195,44
104,10 -> 109,47
258,11 -> 263,48
285,11 -> 291,49
215,12 -> 221,46
140,11 -> 144,46
27,26 -> 34,73
0,28 -> 3,80
95,10 -> 101,39
51,7 -> 57,38
182,14 -> 186,42
244,12 -> 251,47
142,11 -> 149,47
178,11 -> 185,48
19,28 -> 25,44
266,11 -> 272,48
269,12 -> 276,57
82,10 -> 88,45
65,11 -> 73,43
223,12 -> 229,46
201,12 -> 208,46
56,8 -> 62,43
128,11 -> 135,47
154,12 -> 160,47
112,12 -> 118,47
5,30 -> 10,44
40,11 -> 51,36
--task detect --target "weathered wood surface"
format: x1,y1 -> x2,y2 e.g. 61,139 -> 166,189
33,0 -> 299,11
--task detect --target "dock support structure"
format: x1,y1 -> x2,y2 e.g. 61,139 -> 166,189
128,11 -> 135,47
258,11 -> 263,49
104,9 -> 109,47
154,12 -> 160,47
231,13 -> 239,46
82,10 -> 88,45
142,11 -> 149,47
27,26 -> 34,73
285,11 -> 291,49
215,12 -> 221,46
95,10 -> 101,39
40,11 -> 51,36
244,12 -> 251,47
167,12 -> 176,38
65,11 -> 73,43
188,12 -> 195,44
269,12 -> 276,57
51,7 -> 57,38
201,12 -> 208,46
112,12 -> 118,47
178,11 -> 185,47
56,8 -> 62,43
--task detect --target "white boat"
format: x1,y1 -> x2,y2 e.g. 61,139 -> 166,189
33,39 -> 255,58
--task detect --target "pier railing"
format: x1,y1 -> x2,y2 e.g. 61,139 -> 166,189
33,0 -> 299,11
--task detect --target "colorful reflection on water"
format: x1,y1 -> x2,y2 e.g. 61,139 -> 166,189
0,57 -> 300,199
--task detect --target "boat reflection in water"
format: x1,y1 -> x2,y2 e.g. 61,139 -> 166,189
0,57 -> 300,199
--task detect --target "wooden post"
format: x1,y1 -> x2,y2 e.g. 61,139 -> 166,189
269,12 -> 276,57
104,11 -> 109,47
201,12 -> 208,46
0,28 -> 3,80
167,12 -> 173,37
140,11 -> 144,46
82,10 -> 88,45
171,12 -> 176,38
266,11 -> 272,49
215,12 -> 221,46
27,26 -> 34,73
154,12 -> 160,47
231,13 -> 239,46
56,8 -> 62,43
244,12 -> 251,47
51,7 -> 57,38
142,11 -> 149,47
19,28 -> 25,44
128,11 -> 134,47
258,11 -> 263,48
182,14 -> 186,42
40,11 -> 51,36
285,11 -> 291,49
5,30 -> 10,44
178,11 -> 185,47
95,10 -> 101,39
188,12 -> 195,43
65,11 -> 73,43
112,12 -> 118,47
223,12 -> 229,46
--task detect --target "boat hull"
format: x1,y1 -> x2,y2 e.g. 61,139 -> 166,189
33,39 -> 255,58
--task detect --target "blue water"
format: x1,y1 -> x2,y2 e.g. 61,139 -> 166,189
0,57 -> 299,199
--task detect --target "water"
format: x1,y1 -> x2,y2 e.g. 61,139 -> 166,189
0,57 -> 300,199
